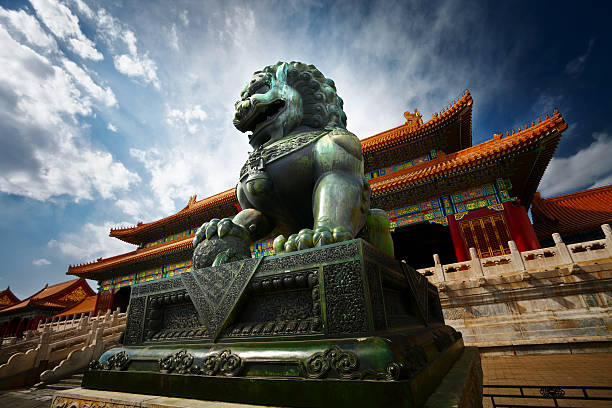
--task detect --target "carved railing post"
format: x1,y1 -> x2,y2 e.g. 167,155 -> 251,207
552,233 -> 573,264
508,240 -> 525,271
433,254 -> 445,282
34,327 -> 51,368
104,309 -> 111,327
602,224 -> 612,258
87,319 -> 99,346
92,327 -> 105,360
112,308 -> 119,326
79,314 -> 89,331
469,247 -> 484,276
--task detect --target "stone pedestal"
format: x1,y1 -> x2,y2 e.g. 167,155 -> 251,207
73,239 -> 482,407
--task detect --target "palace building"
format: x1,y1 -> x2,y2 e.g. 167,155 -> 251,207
67,91 -> 570,314
0,278 -> 95,338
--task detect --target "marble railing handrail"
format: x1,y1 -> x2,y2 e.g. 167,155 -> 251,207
418,223 -> 612,283
0,309 -> 126,358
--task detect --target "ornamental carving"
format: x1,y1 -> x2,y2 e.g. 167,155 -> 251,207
190,350 -> 243,376
0,295 -> 15,306
304,346 -> 400,381
58,286 -> 88,303
159,349 -> 194,374
89,350 -> 130,371
540,386 -> 565,398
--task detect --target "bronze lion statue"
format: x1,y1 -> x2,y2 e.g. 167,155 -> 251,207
193,62 -> 393,267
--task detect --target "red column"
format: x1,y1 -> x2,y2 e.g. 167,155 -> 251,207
7,319 -> 18,336
14,318 -> 25,338
27,317 -> 38,331
447,214 -> 469,262
503,201 -> 540,251
515,204 -> 540,249
3,320 -> 13,336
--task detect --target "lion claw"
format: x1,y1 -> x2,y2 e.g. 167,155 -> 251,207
273,225 -> 353,254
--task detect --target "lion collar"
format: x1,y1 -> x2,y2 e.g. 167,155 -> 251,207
240,130 -> 331,180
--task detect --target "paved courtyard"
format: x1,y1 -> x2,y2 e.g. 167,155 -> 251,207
482,353 -> 612,407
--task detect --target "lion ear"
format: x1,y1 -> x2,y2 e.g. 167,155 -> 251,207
275,62 -> 290,82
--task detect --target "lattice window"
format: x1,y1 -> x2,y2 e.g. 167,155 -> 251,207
459,213 -> 511,258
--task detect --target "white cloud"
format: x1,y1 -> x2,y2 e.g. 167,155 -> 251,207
179,10 -> 189,26
92,8 -> 160,89
564,38 -> 595,78
0,7 -> 57,50
217,6 -> 256,48
166,105 -> 207,134
107,122 -> 117,132
48,222 -> 136,262
168,23 -> 179,51
32,258 -> 51,266
0,24 -> 139,201
130,135 -> 246,215
28,0 -> 103,60
113,53 -> 160,89
95,8 -> 122,41
115,197 -> 156,221
539,132 -> 612,197
589,173 -> 612,190
61,58 -> 117,107
531,93 -> 563,117
69,0 -> 94,19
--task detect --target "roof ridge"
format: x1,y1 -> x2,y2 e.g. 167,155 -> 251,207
361,90 -> 473,149
369,111 -> 565,193
109,188 -> 236,235
69,235 -> 194,274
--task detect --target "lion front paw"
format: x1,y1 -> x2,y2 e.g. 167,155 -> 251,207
193,218 -> 250,247
192,218 -> 251,268
273,225 -> 352,254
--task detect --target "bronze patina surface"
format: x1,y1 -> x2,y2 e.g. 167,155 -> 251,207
192,62 -> 394,268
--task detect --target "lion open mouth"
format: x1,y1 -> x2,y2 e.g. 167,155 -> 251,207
236,99 -> 286,143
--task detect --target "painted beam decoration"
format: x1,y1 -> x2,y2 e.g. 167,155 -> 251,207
387,178 -> 514,229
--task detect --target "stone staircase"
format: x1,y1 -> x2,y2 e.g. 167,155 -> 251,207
39,373 -> 83,391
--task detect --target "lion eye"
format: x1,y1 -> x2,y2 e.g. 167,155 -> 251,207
252,84 -> 270,95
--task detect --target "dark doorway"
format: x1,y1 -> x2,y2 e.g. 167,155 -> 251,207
392,222 -> 456,269
112,286 -> 131,313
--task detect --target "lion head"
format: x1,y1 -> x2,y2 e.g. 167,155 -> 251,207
233,61 -> 347,150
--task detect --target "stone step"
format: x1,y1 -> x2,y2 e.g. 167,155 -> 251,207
59,379 -> 83,386
44,383 -> 78,390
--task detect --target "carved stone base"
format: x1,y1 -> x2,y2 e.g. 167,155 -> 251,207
83,240 -> 477,407
53,348 -> 482,408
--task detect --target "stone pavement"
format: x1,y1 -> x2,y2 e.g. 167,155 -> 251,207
482,353 -> 612,386
0,387 -> 56,408
482,353 -> 612,407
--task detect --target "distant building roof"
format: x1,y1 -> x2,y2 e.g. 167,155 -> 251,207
0,278 -> 95,315
0,287 -> 20,310
108,188 -> 237,245
53,294 -> 98,318
532,184 -> 612,238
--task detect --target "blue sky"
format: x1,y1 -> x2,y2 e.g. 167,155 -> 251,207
0,0 -> 610,298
